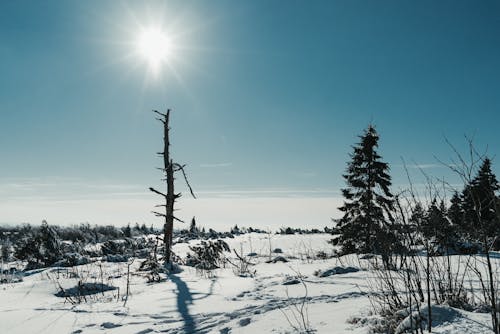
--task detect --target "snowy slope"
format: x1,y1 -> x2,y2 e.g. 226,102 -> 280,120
0,233 -> 495,333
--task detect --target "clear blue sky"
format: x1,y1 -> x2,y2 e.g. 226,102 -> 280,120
1,1 -> 499,228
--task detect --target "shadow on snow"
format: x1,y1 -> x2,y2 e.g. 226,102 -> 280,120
170,274 -> 196,333
169,274 -> 218,333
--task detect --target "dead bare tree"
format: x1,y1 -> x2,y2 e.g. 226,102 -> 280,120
150,109 -> 195,265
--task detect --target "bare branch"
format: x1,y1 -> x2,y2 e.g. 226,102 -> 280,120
149,187 -> 167,198
173,216 -> 185,223
173,163 -> 196,198
153,110 -> 167,117
152,211 -> 167,217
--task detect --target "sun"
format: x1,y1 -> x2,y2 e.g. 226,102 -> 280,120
136,27 -> 172,73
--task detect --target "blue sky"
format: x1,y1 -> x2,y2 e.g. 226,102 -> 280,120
1,1 -> 499,228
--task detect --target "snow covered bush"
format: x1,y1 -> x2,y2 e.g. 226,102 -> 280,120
226,247 -> 256,277
138,256 -> 163,282
185,239 -> 230,275
14,221 -> 62,269
54,252 -> 91,267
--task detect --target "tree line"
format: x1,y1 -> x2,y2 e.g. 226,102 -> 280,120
332,125 -> 499,259
331,124 -> 499,333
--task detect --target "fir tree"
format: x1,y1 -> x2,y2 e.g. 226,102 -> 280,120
462,159 -> 500,334
448,192 -> 464,230
462,158 -> 499,242
332,125 -> 397,261
14,221 -> 62,268
423,200 -> 452,252
1,238 -> 12,262
123,224 -> 132,238
37,220 -> 62,266
189,217 -> 198,235
410,203 -> 426,234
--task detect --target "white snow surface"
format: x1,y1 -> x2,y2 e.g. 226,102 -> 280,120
0,233 -> 495,333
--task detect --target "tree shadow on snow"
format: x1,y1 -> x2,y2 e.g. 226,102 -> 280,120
170,274 -> 196,333
170,274 -> 218,333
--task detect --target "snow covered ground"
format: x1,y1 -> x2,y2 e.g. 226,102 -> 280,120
0,233 -> 496,333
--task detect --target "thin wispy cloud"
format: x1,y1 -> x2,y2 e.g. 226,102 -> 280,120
291,171 -> 317,178
0,177 -> 148,201
393,163 -> 451,170
195,188 -> 340,198
199,162 -> 233,168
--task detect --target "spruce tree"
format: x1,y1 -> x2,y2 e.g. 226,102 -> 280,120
123,224 -> 132,238
448,192 -> 464,231
423,200 -> 452,252
189,217 -> 198,235
462,158 -> 499,241
37,220 -> 62,267
410,203 -> 426,238
332,125 -> 396,261
1,238 -> 12,262
459,158 -> 500,333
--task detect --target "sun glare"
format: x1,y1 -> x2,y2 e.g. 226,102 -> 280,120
137,27 -> 172,73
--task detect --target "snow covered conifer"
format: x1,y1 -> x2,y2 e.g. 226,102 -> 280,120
422,200 -> 452,251
123,224 -> 132,238
447,192 -> 464,233
1,238 -> 12,262
462,158 -> 499,241
38,220 -> 62,266
332,125 -> 397,263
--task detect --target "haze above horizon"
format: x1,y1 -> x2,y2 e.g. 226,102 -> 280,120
1,0 -> 499,229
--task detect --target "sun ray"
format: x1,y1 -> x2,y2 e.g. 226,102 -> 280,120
136,27 -> 172,75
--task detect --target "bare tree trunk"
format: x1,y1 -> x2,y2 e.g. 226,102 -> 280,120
426,241 -> 432,333
164,159 -> 174,263
485,238 -> 499,334
150,109 -> 195,265
163,111 -> 175,264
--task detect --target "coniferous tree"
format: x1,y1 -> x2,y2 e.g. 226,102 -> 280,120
1,238 -> 12,262
332,125 -> 397,263
423,200 -> 452,253
123,224 -> 132,238
14,221 -> 61,268
409,203 -> 426,239
461,158 -> 500,333
189,217 -> 198,235
37,220 -> 62,266
462,158 -> 499,241
448,192 -> 464,231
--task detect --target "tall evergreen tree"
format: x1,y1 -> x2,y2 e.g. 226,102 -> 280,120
461,157 -> 500,334
423,200 -> 452,252
123,224 -> 132,238
332,125 -> 397,261
462,158 -> 499,241
1,238 -> 12,262
447,192 -> 463,230
37,220 -> 62,266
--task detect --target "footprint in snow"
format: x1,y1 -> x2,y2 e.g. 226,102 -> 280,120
101,322 -> 122,329
239,318 -> 251,327
136,329 -> 154,334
